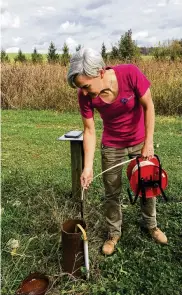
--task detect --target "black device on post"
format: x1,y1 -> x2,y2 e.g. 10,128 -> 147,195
64,130 -> 83,139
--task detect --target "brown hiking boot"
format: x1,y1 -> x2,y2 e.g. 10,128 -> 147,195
149,227 -> 168,244
102,235 -> 120,255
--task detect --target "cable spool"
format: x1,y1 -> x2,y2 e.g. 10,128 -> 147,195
127,155 -> 168,204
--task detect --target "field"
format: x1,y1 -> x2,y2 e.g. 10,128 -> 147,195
6,53 -> 48,62
6,53 -> 152,62
1,60 -> 182,115
1,110 -> 182,295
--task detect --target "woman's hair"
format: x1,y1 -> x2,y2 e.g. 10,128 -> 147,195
67,47 -> 105,88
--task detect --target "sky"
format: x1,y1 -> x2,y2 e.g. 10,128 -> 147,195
1,0 -> 182,54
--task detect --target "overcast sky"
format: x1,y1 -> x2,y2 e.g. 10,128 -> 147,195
1,0 -> 182,53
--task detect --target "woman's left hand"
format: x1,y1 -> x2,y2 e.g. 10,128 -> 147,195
141,142 -> 154,160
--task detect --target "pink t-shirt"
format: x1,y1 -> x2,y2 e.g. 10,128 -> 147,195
78,64 -> 151,148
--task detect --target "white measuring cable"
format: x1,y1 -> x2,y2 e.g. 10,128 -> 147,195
80,157 -> 136,279
81,157 -> 136,200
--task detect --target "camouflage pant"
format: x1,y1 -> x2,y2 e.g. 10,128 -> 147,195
101,142 -> 157,237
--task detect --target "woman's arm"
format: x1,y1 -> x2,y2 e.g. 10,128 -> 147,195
81,116 -> 96,188
139,88 -> 155,159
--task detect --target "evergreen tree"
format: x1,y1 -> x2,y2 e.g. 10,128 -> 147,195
118,29 -> 140,60
1,49 -> 10,62
110,45 -> 119,59
101,42 -> 107,60
76,44 -> 81,51
31,48 -> 43,63
14,49 -> 27,63
61,43 -> 70,66
47,41 -> 59,63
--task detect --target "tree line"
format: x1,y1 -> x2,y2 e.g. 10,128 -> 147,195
1,42 -> 70,65
1,30 -> 182,64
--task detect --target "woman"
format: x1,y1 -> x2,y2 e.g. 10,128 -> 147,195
67,48 -> 167,255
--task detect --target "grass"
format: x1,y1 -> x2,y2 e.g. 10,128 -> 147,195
7,53 -> 47,62
1,110 -> 182,295
2,60 -> 182,114
6,53 -> 152,62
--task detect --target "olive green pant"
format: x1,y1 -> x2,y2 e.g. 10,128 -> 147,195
101,142 -> 157,237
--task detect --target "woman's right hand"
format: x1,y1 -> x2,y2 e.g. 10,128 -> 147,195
80,168 -> 93,189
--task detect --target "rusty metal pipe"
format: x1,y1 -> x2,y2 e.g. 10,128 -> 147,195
61,219 -> 86,278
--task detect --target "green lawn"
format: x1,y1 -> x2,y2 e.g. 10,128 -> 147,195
7,53 -> 47,62
1,110 -> 182,295
6,53 -> 153,62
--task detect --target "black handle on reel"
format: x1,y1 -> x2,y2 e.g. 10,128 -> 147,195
127,188 -> 138,205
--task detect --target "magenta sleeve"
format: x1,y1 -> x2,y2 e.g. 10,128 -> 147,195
128,65 -> 151,98
78,90 -> 94,118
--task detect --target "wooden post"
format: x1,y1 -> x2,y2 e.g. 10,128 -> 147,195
57,132 -> 84,200
70,141 -> 84,199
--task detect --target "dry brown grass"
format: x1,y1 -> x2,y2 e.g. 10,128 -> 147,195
137,59 -> 182,115
1,60 -> 182,114
1,64 -> 77,112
